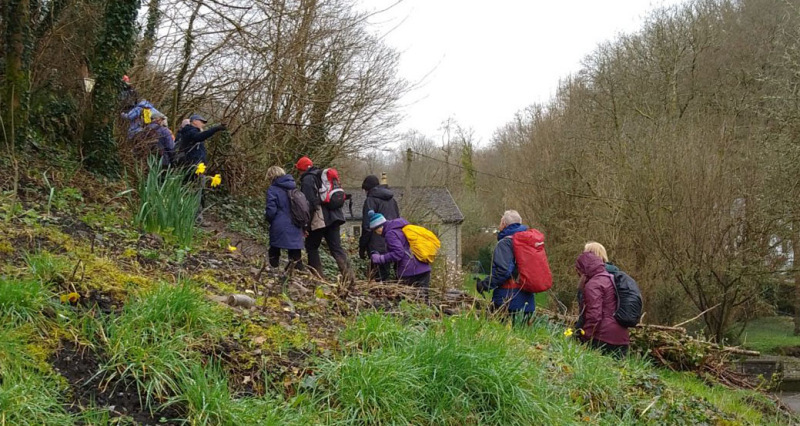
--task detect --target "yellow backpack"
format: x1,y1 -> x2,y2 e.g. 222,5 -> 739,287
142,107 -> 152,125
402,225 -> 440,264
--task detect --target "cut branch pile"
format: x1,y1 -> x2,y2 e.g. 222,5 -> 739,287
541,309 -> 761,389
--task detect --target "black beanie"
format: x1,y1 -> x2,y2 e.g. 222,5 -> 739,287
362,175 -> 380,191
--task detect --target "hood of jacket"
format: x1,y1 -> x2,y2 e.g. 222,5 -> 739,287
383,217 -> 410,233
497,223 -> 527,240
605,262 -> 619,274
576,252 -> 606,277
272,174 -> 296,190
368,186 -> 394,201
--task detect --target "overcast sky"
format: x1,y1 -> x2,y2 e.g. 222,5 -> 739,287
360,0 -> 688,145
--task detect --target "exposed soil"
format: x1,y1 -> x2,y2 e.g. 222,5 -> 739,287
50,340 -> 182,425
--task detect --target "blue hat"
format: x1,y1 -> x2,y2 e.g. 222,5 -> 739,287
368,210 -> 386,230
189,113 -> 208,123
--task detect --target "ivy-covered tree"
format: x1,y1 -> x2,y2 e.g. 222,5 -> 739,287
82,0 -> 138,173
2,0 -> 32,147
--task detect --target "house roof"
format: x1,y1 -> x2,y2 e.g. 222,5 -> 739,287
344,186 -> 464,224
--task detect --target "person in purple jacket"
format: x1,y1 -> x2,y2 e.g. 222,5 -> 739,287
265,166 -> 304,271
368,211 -> 432,292
575,251 -> 630,358
141,112 -> 174,167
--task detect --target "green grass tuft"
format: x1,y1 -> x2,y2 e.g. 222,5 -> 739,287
101,281 -> 228,410
311,312 -> 790,425
24,251 -> 71,284
0,278 -> 56,325
0,364 -> 73,426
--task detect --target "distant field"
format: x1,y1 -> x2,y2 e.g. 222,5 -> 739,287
741,316 -> 800,354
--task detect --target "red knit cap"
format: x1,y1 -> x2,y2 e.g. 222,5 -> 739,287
295,156 -> 313,171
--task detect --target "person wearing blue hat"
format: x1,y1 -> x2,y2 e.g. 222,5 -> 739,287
368,210 -> 432,295
174,113 -> 227,166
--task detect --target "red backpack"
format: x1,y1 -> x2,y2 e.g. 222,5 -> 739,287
511,229 -> 553,293
317,168 -> 345,209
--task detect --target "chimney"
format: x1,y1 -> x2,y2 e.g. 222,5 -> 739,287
380,172 -> 388,185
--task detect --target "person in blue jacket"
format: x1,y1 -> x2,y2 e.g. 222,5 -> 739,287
121,100 -> 162,139
477,210 -> 536,321
265,166 -> 304,271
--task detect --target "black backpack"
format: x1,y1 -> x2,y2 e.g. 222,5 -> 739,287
610,270 -> 643,327
287,189 -> 310,228
172,129 -> 189,166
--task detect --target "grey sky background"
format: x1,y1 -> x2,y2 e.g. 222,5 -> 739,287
361,0 -> 687,145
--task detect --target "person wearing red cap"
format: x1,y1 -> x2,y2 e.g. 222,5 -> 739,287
295,156 -> 313,172
297,156 -> 353,281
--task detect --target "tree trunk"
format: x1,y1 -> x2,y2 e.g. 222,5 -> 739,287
2,0 -> 31,147
135,0 -> 161,69
172,2 -> 201,122
82,0 -> 139,173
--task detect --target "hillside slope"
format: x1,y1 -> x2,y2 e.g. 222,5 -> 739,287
0,161 -> 795,425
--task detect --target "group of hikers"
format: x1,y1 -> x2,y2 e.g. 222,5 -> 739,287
119,77 -> 226,171
265,156 -> 436,293
264,157 -> 642,357
120,80 -> 642,359
476,209 -> 642,357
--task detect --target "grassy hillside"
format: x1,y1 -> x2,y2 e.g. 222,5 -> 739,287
0,160 -> 796,425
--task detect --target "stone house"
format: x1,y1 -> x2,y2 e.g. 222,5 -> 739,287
342,187 -> 464,269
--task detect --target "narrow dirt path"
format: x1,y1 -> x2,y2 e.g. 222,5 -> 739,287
200,214 -> 267,259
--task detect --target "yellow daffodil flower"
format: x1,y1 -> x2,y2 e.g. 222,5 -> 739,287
195,162 -> 206,175
60,292 -> 80,304
580,329 -> 585,336
227,245 -> 238,252
564,328 -> 574,337
210,174 -> 222,187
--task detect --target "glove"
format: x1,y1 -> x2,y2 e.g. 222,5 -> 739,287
218,123 -> 228,131
370,253 -> 381,264
476,278 -> 489,295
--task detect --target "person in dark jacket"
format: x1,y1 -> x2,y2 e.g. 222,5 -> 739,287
476,210 -> 536,321
369,212 -> 431,291
358,175 -> 401,281
177,113 -> 226,166
575,251 -> 630,358
265,166 -> 304,271
296,156 -> 352,281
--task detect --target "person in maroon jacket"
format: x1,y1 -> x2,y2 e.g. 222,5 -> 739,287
575,251 -> 630,357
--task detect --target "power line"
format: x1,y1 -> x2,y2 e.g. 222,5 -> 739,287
407,149 -> 640,204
